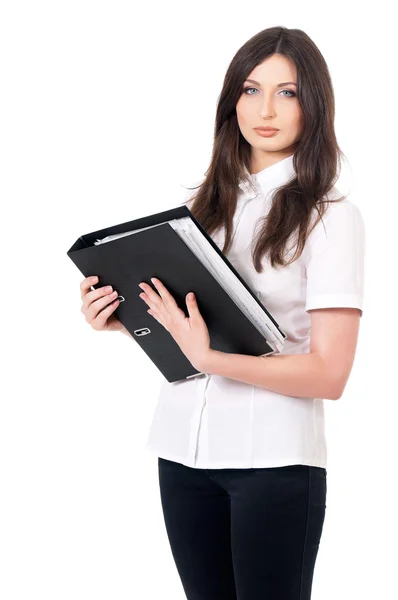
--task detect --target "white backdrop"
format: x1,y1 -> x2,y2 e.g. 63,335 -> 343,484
1,1 -> 396,598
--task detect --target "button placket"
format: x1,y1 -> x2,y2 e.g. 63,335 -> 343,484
187,374 -> 210,464
192,374 -> 211,466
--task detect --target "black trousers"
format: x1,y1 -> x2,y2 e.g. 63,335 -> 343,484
158,457 -> 327,600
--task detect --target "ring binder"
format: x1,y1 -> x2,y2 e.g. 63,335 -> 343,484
67,204 -> 286,382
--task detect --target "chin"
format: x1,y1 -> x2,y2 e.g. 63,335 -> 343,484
253,138 -> 284,148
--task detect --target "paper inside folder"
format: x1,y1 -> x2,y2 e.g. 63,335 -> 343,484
94,222 -> 167,245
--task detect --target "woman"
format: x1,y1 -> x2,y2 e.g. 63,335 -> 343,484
80,26 -> 365,600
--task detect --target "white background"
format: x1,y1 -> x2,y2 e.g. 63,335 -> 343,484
1,1 -> 396,598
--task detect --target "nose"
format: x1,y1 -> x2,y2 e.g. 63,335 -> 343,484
259,93 -> 276,118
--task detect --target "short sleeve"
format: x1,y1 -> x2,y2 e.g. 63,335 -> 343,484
304,200 -> 366,316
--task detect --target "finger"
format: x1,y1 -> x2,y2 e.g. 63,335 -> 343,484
90,297 -> 120,330
83,290 -> 118,320
83,285 -> 115,311
150,278 -> 180,311
185,292 -> 201,325
140,280 -> 185,322
139,283 -> 163,310
80,276 -> 99,301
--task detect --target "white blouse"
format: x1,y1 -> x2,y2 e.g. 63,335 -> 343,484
145,154 -> 366,469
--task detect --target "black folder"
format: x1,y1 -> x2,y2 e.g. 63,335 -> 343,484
67,205 -> 287,382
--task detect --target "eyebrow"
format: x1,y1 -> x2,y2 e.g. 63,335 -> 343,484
245,79 -> 297,87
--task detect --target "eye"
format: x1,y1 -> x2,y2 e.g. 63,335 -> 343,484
243,86 -> 258,95
280,89 -> 296,98
242,86 -> 296,98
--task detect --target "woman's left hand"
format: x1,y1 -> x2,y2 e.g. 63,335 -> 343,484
138,278 -> 212,372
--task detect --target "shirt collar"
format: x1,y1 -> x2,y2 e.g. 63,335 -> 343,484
238,154 -> 296,197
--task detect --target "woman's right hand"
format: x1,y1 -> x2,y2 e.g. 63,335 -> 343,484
80,275 -> 130,335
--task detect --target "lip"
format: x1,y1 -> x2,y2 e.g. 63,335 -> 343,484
254,127 -> 279,131
254,128 -> 279,137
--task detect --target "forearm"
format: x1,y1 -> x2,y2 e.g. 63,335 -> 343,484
201,350 -> 339,400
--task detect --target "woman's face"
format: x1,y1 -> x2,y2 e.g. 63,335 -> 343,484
236,53 -> 304,172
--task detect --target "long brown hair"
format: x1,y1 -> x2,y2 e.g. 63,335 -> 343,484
182,26 -> 346,271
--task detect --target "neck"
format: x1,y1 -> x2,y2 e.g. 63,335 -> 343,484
250,144 -> 297,174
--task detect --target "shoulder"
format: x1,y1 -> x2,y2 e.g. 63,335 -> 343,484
308,186 -> 365,240
302,186 -> 366,264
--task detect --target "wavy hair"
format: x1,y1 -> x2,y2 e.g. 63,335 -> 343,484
182,26 -> 346,271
